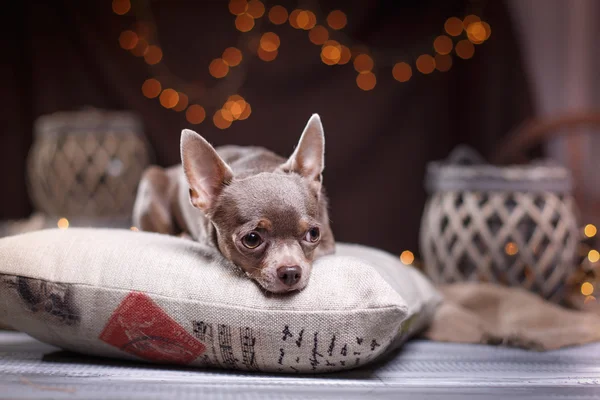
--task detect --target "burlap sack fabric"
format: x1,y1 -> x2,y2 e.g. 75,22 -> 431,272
0,229 -> 441,373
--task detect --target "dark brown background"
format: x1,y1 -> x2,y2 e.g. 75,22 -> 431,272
0,0 -> 533,254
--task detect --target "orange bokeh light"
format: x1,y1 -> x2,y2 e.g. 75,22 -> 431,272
119,30 -> 138,50
222,47 -> 243,67
260,32 -> 280,52
229,0 -> 248,15
112,0 -> 130,15
309,25 -> 329,45
482,22 -> 492,39
321,40 -> 342,65
209,58 -> 230,78
463,14 -> 481,29
172,92 -> 189,112
327,10 -> 347,30
235,13 -> 255,32
435,54 -> 452,72
289,9 -> 301,29
268,5 -> 288,25
353,54 -> 374,73
213,110 -> 233,129
338,46 -> 351,65
258,47 -> 278,61
247,0 -> 265,18
433,35 -> 453,55
131,38 -> 149,57
159,89 -> 179,109
238,102 -> 252,120
144,45 -> 163,65
296,10 -> 316,30
455,39 -> 475,59
141,78 -> 161,98
186,105 -> 206,124
444,17 -> 463,36
467,21 -> 487,44
416,54 -> 436,74
356,72 -> 376,91
392,62 -> 412,82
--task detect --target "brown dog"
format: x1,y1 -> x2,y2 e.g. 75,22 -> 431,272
132,114 -> 335,293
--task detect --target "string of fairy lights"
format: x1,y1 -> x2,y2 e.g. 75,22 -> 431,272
107,0 -> 600,303
112,0 -> 492,129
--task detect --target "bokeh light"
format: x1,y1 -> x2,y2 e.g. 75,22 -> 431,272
455,39 -> 475,59
400,250 -> 415,265
327,10 -> 347,30
268,5 -> 288,25
435,54 -> 453,72
416,54 -> 435,74
238,102 -> 252,120
141,78 -> 161,98
444,17 -> 463,36
224,95 -> 248,120
585,224 -> 597,238
134,22 -> 152,39
589,250 -> 600,263
246,0 -> 265,18
289,9 -> 301,29
482,22 -> 492,39
309,25 -> 329,45
321,40 -> 342,65
433,35 -> 453,55
159,89 -> 179,109
119,30 -> 138,50
581,282 -> 594,296
144,45 -> 163,65
392,62 -> 412,82
235,13 -> 255,32
186,105 -> 206,124
228,0 -> 248,15
57,218 -> 69,230
356,72 -> 376,91
338,46 -> 351,65
222,47 -> 243,67
353,54 -> 374,73
258,47 -> 278,61
467,22 -> 487,44
112,0 -> 130,15
297,10 -> 316,30
131,38 -> 149,57
172,92 -> 189,112
463,14 -> 481,29
213,110 -> 233,129
260,32 -> 280,52
505,242 -> 518,255
209,58 -> 229,78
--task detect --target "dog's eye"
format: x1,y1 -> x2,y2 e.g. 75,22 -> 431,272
242,232 -> 263,249
305,227 -> 320,243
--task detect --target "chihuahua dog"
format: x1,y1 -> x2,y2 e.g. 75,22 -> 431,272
132,114 -> 335,293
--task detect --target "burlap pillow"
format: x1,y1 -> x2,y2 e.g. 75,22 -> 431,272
0,228 -> 440,373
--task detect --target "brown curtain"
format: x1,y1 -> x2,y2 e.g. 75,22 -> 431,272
0,0 -> 534,255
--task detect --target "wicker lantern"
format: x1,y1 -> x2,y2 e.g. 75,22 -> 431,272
27,109 -> 152,219
419,146 -> 579,302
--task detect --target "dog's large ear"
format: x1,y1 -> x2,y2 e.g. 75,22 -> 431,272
282,114 -> 325,187
181,129 -> 233,211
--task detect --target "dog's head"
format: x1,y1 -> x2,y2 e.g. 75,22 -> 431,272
180,114 -> 333,293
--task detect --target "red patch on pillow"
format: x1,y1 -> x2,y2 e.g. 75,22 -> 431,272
100,292 -> 205,364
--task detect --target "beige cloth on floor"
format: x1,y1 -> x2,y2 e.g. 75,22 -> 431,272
423,282 -> 600,350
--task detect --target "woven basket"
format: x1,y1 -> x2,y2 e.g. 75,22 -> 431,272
419,146 -> 579,302
27,109 -> 152,218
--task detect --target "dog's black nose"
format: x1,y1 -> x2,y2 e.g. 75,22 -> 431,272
277,266 -> 302,286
